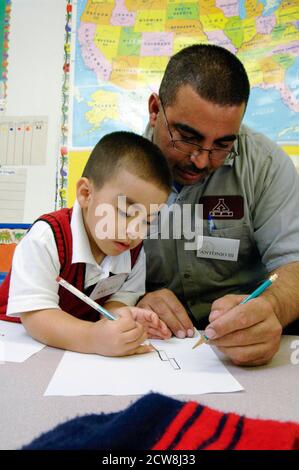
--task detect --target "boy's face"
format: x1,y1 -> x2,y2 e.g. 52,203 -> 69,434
77,170 -> 168,262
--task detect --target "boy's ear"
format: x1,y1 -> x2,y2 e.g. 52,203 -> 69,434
148,93 -> 160,126
76,177 -> 92,208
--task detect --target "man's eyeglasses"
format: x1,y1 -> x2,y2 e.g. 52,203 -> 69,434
159,98 -> 238,162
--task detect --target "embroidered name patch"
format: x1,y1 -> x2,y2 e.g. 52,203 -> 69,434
199,196 -> 244,220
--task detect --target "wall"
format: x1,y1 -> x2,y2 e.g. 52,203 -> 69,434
6,0 -> 65,222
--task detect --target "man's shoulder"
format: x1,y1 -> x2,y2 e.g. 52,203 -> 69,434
238,124 -> 286,157
143,123 -> 152,140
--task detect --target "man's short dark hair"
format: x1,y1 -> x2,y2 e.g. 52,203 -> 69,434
82,131 -> 172,192
159,44 -> 250,107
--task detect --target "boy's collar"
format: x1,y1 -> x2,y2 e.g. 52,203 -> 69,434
70,200 -> 132,273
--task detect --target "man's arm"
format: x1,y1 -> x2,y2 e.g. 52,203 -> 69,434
263,262 -> 299,327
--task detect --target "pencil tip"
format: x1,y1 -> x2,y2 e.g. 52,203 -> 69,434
192,337 -> 204,349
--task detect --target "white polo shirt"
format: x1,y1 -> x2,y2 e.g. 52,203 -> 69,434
6,200 -> 145,317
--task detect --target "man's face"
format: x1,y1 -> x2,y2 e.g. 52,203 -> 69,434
149,85 -> 245,185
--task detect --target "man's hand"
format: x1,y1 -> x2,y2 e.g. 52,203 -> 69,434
137,289 -> 195,338
204,294 -> 282,366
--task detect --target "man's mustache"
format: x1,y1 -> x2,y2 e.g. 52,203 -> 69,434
180,163 -> 208,174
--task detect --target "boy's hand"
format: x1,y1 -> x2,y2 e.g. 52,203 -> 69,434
88,308 -> 152,357
137,289 -> 194,339
129,306 -> 172,340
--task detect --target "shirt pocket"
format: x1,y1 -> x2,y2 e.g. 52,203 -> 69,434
202,222 -> 256,280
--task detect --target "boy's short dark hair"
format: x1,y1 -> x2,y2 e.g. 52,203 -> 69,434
159,44 -> 250,107
82,131 -> 172,192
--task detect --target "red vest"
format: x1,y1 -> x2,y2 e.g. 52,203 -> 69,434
0,208 -> 142,323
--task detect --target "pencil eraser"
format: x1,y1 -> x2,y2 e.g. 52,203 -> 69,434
56,276 -> 61,283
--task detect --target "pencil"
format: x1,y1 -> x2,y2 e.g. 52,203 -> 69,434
192,273 -> 278,350
56,276 -> 117,321
56,276 -> 153,349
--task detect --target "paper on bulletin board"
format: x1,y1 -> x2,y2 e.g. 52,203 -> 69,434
0,167 -> 27,222
67,149 -> 90,207
0,116 -> 48,166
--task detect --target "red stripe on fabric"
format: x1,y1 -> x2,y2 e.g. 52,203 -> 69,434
152,402 -> 198,450
235,418 -> 299,450
204,412 -> 240,450
173,407 -> 224,450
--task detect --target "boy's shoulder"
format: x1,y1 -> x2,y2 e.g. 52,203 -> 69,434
35,207 -> 73,226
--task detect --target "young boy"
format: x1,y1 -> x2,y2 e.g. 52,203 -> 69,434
0,131 -> 172,356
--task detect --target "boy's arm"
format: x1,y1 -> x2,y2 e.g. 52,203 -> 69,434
21,308 -> 94,353
21,307 -> 150,356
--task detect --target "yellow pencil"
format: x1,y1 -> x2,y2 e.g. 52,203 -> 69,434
192,333 -> 209,349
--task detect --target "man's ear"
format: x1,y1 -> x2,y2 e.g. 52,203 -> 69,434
148,93 -> 160,126
76,177 -> 92,208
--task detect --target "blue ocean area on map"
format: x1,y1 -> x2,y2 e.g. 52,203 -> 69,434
244,87 -> 298,142
244,55 -> 299,142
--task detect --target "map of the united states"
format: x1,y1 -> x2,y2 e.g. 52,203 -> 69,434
71,0 -> 299,148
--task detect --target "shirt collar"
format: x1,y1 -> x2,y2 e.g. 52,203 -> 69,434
70,200 -> 132,273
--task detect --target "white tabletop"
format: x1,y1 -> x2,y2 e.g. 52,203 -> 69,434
0,335 -> 298,449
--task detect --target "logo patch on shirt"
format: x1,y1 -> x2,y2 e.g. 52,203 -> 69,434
199,196 -> 244,219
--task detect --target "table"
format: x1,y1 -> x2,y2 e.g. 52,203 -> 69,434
0,335 -> 298,449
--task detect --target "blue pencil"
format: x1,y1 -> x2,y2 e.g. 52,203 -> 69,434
240,274 -> 278,304
192,273 -> 278,349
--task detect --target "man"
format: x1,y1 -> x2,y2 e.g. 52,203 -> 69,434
138,44 -> 299,366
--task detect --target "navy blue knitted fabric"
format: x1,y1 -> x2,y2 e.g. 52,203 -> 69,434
23,393 -> 182,450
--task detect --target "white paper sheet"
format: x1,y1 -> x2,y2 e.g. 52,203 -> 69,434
44,337 -> 243,396
0,320 -> 45,363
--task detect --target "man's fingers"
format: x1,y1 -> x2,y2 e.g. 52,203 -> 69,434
146,326 -> 172,339
161,292 -> 194,333
140,296 -> 185,336
205,299 -> 263,339
217,342 -> 279,366
210,294 -> 247,319
138,290 -> 194,338
208,309 -> 225,322
211,321 -> 270,347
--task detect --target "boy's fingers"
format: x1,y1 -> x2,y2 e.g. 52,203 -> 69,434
146,327 -> 171,339
123,325 -> 147,344
133,344 -> 154,355
138,291 -> 193,338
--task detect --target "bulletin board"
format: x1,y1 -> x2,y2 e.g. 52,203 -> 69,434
60,0 -> 299,208
0,0 -> 11,113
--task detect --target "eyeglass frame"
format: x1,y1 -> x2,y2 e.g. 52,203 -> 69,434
158,97 -> 238,162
